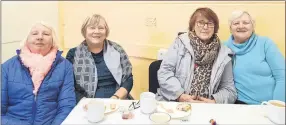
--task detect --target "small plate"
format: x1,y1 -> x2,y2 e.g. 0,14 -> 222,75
83,103 -> 119,114
149,112 -> 171,124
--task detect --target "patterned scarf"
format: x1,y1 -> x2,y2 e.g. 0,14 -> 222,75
73,40 -> 132,98
20,46 -> 58,95
188,31 -> 220,98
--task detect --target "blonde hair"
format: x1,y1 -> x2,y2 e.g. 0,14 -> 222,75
81,14 -> 110,38
228,10 -> 255,28
20,21 -> 59,48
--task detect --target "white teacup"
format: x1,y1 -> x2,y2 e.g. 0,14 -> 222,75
140,92 -> 157,114
87,100 -> 105,123
261,100 -> 285,124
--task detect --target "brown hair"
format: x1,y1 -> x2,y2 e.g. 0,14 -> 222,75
188,7 -> 219,33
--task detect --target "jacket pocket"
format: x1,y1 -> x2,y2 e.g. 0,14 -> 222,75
41,80 -> 63,100
176,48 -> 187,76
8,82 -> 26,99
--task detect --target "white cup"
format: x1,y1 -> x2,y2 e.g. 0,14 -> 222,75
140,92 -> 157,114
87,100 -> 105,123
261,100 -> 285,124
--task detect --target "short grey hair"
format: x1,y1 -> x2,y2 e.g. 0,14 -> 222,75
228,10 -> 255,28
81,14 -> 110,38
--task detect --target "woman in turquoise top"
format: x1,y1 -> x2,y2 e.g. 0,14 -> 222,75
225,10 -> 285,104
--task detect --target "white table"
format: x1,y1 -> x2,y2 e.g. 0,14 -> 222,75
62,98 -> 277,124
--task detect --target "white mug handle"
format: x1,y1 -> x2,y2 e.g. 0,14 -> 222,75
261,101 -> 270,105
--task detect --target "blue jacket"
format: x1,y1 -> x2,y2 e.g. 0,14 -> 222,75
225,33 -> 285,104
1,50 -> 76,125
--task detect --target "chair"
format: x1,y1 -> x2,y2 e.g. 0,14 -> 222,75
148,32 -> 183,94
149,60 -> 162,94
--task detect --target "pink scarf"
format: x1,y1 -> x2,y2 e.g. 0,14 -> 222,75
20,46 -> 58,95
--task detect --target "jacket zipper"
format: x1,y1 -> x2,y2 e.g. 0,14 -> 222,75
23,67 -> 38,125
32,62 -> 59,124
22,63 -> 57,125
210,56 -> 231,94
18,52 -> 60,124
32,94 -> 37,125
186,58 -> 195,94
211,53 -> 235,92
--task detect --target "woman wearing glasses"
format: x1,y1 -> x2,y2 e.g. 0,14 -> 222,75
225,10 -> 285,104
156,7 -> 237,103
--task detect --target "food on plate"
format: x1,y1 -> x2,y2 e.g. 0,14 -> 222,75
176,103 -> 191,112
122,110 -> 134,119
110,103 -> 116,110
83,104 -> 87,111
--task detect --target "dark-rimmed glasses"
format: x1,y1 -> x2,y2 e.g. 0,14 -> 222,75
196,20 -> 215,28
128,100 -> 140,111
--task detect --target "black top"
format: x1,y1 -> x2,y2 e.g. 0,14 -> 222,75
91,50 -> 116,98
66,48 -> 133,102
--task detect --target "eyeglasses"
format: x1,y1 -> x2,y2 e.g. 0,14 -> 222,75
128,100 -> 140,111
196,20 -> 215,28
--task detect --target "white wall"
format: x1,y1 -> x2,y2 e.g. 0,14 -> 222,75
1,1 -> 59,62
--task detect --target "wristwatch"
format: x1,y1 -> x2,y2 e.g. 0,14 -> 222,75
112,95 -> 120,99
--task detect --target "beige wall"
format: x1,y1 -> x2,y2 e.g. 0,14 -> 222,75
2,1 -> 285,99
59,1 -> 285,99
1,1 -> 59,62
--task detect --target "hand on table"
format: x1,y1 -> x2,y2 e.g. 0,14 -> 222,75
197,96 -> 216,103
178,94 -> 216,103
178,94 -> 204,103
178,94 -> 195,102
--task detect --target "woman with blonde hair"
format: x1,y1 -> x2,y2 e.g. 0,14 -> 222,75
1,22 -> 76,125
225,10 -> 285,104
66,14 -> 133,102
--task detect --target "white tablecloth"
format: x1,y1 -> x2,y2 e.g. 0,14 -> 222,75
62,98 -> 277,124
